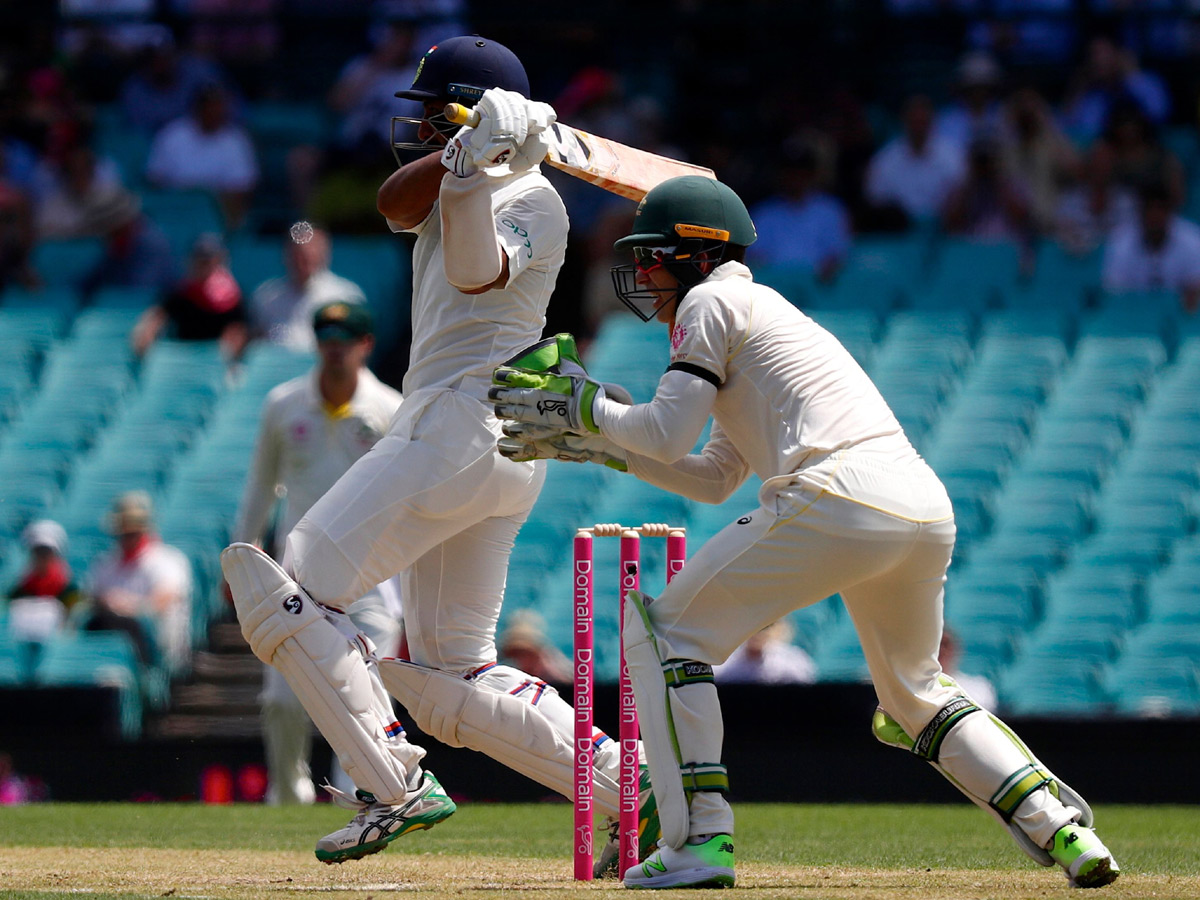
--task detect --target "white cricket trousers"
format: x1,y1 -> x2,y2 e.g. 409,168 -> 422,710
286,388 -> 545,671
644,447 -> 960,837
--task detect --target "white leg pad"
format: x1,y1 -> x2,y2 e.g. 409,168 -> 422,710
378,658 -> 624,818
623,591 -> 690,850
221,543 -> 424,804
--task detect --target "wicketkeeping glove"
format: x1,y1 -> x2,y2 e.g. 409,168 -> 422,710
498,422 -> 629,471
489,366 -> 608,434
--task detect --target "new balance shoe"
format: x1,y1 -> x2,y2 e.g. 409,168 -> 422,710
593,767 -> 662,878
314,770 -> 456,864
1048,823 -> 1120,888
623,834 -> 735,890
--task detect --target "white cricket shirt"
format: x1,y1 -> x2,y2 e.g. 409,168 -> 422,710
233,367 -> 403,554
608,262 -> 914,481
392,169 -> 568,400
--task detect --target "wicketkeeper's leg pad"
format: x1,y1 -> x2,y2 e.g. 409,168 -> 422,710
873,688 -> 1091,865
623,590 -> 731,850
221,543 -> 423,805
377,658 -> 627,818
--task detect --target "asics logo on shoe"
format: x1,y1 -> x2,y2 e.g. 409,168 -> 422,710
537,398 -> 569,417
283,595 -> 303,614
720,841 -> 734,853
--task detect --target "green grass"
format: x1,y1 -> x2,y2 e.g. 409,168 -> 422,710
1,802 -> 1197,899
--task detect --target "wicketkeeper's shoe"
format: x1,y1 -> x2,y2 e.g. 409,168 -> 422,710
623,834 -> 735,890
1047,823 -> 1120,888
594,767 -> 662,878
314,770 -> 456,864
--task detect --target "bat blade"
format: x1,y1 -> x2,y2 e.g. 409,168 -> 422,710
541,121 -> 715,201
443,103 -> 714,201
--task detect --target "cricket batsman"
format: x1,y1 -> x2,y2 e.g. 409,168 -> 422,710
221,35 -> 656,870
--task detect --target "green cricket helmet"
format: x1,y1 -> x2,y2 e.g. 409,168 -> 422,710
610,175 -> 757,321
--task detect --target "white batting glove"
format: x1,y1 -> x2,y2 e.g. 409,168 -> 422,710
508,101 -> 556,172
440,131 -> 478,178
461,88 -> 530,169
498,423 -> 629,471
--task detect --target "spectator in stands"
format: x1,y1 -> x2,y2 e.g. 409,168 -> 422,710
0,145 -> 38,291
936,51 -> 1006,152
145,83 -> 258,230
746,139 -> 851,283
131,232 -> 248,358
1101,180 -> 1200,313
864,94 -> 966,227
78,185 -> 178,301
998,87 -> 1080,237
6,519 -> 81,641
231,300 -> 402,804
248,224 -> 366,351
1059,35 -> 1170,145
941,137 -> 1034,245
938,626 -> 997,711
1087,101 -> 1185,211
119,36 -> 232,136
497,609 -> 571,684
1054,146 -> 1136,257
33,144 -> 126,239
714,619 -> 817,685
83,490 -> 193,675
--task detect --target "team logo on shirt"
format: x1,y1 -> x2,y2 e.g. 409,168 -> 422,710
670,323 -> 687,353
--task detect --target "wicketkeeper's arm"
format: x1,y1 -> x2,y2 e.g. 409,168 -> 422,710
594,369 -> 716,463
624,421 -> 752,504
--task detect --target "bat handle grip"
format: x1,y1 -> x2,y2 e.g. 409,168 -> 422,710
443,103 -> 480,127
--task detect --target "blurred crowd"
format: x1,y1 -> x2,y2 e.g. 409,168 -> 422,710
2,3 -> 1200,755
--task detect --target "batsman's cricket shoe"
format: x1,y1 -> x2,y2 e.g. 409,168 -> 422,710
594,767 -> 662,878
1047,823 -> 1120,888
315,770 -> 456,863
623,834 -> 735,889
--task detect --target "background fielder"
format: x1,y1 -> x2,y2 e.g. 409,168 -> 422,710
492,175 -> 1120,890
231,300 -> 402,805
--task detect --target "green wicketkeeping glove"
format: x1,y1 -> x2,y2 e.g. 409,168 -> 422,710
497,422 -> 628,471
490,332 -> 632,435
489,367 -> 607,434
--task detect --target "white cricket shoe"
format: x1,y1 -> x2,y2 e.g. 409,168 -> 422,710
314,770 -> 456,863
623,834 -> 735,889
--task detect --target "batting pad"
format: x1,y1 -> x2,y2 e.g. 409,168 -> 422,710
378,658 -> 626,818
221,543 -> 423,805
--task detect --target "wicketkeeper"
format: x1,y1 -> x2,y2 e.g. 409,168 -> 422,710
491,175 -> 1120,890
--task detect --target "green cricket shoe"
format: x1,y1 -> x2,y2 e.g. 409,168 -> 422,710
623,834 -> 735,889
1048,823 -> 1120,888
593,767 -> 662,879
314,771 -> 456,864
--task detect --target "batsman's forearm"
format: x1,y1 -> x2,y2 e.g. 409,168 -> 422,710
377,151 -> 444,228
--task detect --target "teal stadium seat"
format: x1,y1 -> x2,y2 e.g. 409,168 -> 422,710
33,631 -> 145,739
1106,658 -> 1200,718
32,238 -> 103,288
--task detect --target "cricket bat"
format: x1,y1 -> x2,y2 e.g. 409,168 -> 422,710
444,103 -> 715,202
